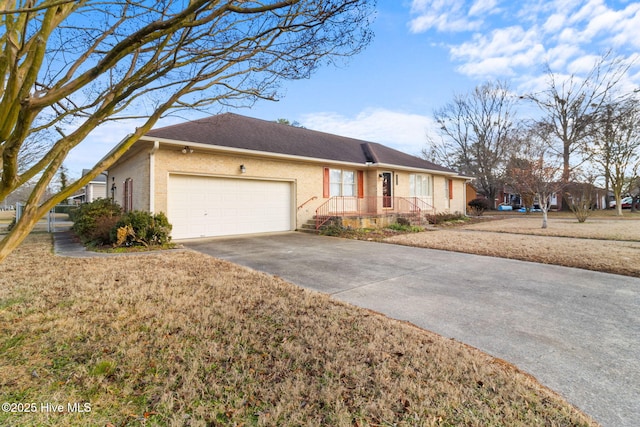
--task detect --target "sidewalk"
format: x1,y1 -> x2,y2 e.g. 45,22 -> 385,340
52,230 -> 129,258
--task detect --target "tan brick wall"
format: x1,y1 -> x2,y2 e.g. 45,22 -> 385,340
432,175 -> 467,214
109,142 -> 469,229
153,148 -> 331,228
107,146 -> 151,211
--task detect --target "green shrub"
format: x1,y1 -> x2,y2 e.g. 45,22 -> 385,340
468,197 -> 491,216
71,199 -> 123,243
110,210 -> 172,247
386,222 -> 423,232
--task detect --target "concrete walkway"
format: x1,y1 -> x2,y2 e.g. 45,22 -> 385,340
52,230 -> 118,257
183,232 -> 640,427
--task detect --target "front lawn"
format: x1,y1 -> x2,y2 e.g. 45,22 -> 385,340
388,214 -> 640,277
0,234 -> 596,426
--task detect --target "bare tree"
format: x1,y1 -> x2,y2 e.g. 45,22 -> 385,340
428,80 -> 517,208
521,52 -> 631,184
506,134 -> 565,229
587,95 -> 640,216
0,0 -> 374,262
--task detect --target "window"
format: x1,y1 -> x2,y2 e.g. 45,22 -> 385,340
409,174 -> 432,198
329,169 -> 356,197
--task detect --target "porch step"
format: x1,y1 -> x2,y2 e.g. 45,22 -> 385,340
298,218 -> 322,234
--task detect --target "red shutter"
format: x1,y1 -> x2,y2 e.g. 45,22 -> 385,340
357,170 -> 364,199
124,178 -> 133,212
448,179 -> 453,200
323,167 -> 330,198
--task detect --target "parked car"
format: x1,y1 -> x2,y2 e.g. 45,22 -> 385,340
609,196 -> 634,209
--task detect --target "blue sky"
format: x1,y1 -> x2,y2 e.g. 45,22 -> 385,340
66,0 -> 640,178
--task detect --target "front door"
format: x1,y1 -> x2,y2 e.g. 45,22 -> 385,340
382,172 -> 392,208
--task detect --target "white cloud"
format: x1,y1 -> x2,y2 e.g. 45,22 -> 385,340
545,44 -> 584,71
299,109 -> 437,157
469,0 -> 500,17
408,0 -> 640,90
409,0 -> 483,33
450,26 -> 545,77
567,54 -> 602,75
542,13 -> 566,33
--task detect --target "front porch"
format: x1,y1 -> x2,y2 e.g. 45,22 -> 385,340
314,196 -> 435,230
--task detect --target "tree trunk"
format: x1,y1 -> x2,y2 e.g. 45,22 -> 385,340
541,208 -> 548,229
0,208 -> 44,263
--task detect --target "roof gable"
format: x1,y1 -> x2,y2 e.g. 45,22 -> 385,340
144,113 -> 457,174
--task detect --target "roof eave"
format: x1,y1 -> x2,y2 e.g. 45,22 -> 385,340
138,136 -> 473,178
140,136 -> 370,168
373,162 -> 468,177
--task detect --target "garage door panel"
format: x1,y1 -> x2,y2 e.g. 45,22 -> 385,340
168,175 -> 292,239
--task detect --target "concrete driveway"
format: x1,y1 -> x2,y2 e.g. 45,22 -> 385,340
184,232 -> 640,427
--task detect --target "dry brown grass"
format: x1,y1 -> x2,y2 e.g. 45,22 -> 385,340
388,214 -> 640,277
0,234 -> 596,426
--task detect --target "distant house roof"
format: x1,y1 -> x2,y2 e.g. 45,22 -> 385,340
81,169 -> 107,183
144,113 -> 459,175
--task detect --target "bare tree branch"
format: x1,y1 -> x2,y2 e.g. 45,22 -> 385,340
429,81 -> 517,209
0,0 -> 375,261
521,51 -> 634,183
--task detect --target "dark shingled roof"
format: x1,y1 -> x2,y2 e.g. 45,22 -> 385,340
145,113 -> 457,174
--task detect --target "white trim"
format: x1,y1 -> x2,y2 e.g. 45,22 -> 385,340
149,141 -> 159,213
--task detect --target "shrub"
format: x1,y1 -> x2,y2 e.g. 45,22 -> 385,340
71,199 -> 123,243
89,215 -> 121,245
468,197 -> 491,216
111,210 -> 172,247
319,217 -> 349,237
387,222 -> 423,232
396,217 -> 411,226
426,211 -> 469,225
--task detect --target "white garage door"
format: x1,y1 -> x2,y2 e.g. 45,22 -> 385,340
168,175 -> 293,239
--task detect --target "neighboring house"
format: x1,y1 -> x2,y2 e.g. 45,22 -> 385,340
465,182 -> 478,206
496,183 -> 608,211
70,169 -> 107,204
105,113 -> 471,239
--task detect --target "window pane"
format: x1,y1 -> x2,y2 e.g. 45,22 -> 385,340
342,171 -> 355,196
343,183 -> 355,197
330,183 -> 341,197
343,171 -> 355,184
411,174 -> 432,198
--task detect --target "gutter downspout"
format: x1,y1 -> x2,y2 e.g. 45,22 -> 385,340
149,141 -> 160,213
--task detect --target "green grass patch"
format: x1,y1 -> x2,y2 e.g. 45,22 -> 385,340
0,334 -> 26,353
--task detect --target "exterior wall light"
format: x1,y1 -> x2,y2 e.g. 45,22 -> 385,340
181,146 -> 193,154
240,164 -> 247,174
